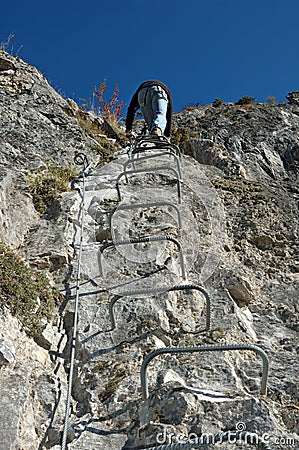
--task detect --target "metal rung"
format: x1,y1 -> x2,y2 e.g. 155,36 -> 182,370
116,166 -> 181,203
130,146 -> 180,159
140,344 -> 269,399
109,284 -> 211,332
124,151 -> 182,180
130,135 -> 181,157
109,201 -> 182,230
98,235 -> 186,279
132,143 -> 181,159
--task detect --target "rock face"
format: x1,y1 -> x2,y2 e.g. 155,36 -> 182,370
0,51 -> 298,450
286,91 -> 299,107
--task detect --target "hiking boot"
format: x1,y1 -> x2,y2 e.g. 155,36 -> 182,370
151,126 -> 163,137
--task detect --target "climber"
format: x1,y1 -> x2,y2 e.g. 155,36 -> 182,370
125,80 -> 173,139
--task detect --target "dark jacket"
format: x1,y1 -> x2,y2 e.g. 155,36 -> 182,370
125,80 -> 173,137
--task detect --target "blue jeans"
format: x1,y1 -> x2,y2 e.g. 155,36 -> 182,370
138,85 -> 168,133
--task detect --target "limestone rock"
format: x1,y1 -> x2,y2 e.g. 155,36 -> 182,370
0,311 -> 68,449
286,90 -> 299,106
227,280 -> 254,307
0,169 -> 39,248
0,50 -> 298,450
251,234 -> 275,250
0,338 -> 15,365
0,56 -> 15,71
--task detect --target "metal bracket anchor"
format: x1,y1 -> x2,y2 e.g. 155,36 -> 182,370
98,235 -> 187,279
115,166 -> 182,203
109,284 -> 211,332
140,343 -> 269,399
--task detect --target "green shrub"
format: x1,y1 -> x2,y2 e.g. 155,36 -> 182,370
91,142 -> 117,164
267,96 -> 276,105
212,98 -> 224,107
171,127 -> 191,146
27,166 -> 77,214
235,96 -> 256,105
0,243 -> 62,336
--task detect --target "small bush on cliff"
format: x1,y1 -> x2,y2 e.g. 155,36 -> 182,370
212,98 -> 224,107
267,96 -> 276,105
81,79 -> 124,127
27,166 -> 77,214
171,126 -> 192,146
79,80 -> 127,153
93,80 -> 124,126
235,96 -> 256,105
91,142 -> 116,163
0,32 -> 23,55
171,126 -> 199,147
0,243 -> 62,336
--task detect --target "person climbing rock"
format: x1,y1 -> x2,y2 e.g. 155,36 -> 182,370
125,80 -> 173,138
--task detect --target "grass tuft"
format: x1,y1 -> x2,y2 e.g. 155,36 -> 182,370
27,166 -> 78,214
0,243 -> 63,336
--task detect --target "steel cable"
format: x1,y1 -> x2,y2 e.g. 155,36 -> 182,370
61,157 -> 87,450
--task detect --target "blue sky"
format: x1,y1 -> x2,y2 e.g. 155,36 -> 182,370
1,0 -> 299,113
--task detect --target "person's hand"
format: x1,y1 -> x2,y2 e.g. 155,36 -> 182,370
126,130 -> 133,139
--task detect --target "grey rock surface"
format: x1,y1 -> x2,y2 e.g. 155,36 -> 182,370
0,338 -> 15,364
0,51 -> 298,450
0,50 -> 100,170
55,151 -> 298,450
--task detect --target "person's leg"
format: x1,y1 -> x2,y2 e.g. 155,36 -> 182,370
151,86 -> 168,133
138,86 -> 168,134
138,87 -> 154,132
